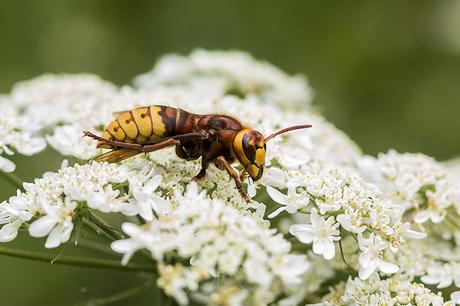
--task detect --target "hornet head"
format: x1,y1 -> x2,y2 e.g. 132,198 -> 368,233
232,124 -> 312,181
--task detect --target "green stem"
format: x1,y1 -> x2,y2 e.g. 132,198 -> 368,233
86,278 -> 153,305
0,246 -> 155,273
338,229 -> 352,269
83,215 -> 152,261
88,213 -> 124,240
445,213 -> 460,231
0,170 -> 24,191
84,218 -> 117,242
77,239 -> 119,257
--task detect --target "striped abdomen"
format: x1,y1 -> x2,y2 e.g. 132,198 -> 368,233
98,105 -> 193,149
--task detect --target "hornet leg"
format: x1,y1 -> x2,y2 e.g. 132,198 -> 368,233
215,156 -> 250,202
83,131 -> 142,150
141,139 -> 180,153
85,131 -> 179,152
192,158 -> 210,181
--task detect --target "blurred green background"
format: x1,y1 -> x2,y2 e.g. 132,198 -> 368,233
0,0 -> 459,304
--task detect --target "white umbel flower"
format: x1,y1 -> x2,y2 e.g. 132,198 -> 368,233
290,208 -> 340,260
130,175 -> 171,220
321,274 -> 451,305
0,162 -> 134,247
0,104 -> 46,172
28,196 -> 76,248
2,50 -> 458,305
112,183 -> 310,305
358,233 -> 399,280
267,185 -> 309,218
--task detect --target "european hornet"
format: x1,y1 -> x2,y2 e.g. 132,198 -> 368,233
84,105 -> 311,201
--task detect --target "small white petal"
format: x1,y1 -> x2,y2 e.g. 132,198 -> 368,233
289,224 -> 315,244
431,212 -> 445,223
450,291 -> 460,304
45,226 -> 64,248
413,211 -> 430,224
121,222 -> 140,236
309,208 -> 320,226
266,186 -> 288,205
0,155 -> 16,173
336,214 -> 350,229
247,183 -> 257,198
405,229 -> 427,239
29,215 -> 57,237
359,261 -> 377,280
121,252 -> 135,266
359,251 -> 372,267
0,221 -> 20,242
268,207 -> 286,219
151,196 -> 171,216
421,275 -> 441,285
111,239 -> 135,254
321,239 -> 336,260
135,197 -> 153,221
312,238 -> 326,255
377,259 -> 399,274
144,175 -> 162,193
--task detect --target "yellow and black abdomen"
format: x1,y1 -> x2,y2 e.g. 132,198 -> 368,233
98,105 -> 192,149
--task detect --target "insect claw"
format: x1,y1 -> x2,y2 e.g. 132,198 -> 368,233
83,131 -> 105,142
192,168 -> 207,181
240,191 -> 251,203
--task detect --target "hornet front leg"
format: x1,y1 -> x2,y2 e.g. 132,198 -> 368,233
215,156 -> 250,202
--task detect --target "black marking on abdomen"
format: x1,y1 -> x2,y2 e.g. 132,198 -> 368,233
159,106 -> 177,136
176,109 -> 190,133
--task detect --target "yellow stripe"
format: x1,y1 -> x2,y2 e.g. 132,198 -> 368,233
131,107 -> 152,138
247,165 -> 260,179
233,129 -> 251,166
117,112 -> 138,139
102,131 -> 112,140
149,106 -> 167,138
106,120 -> 125,141
255,148 -> 265,166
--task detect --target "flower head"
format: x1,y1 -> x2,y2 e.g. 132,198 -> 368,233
290,208 -> 340,260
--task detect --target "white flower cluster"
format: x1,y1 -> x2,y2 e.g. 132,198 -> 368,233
3,74 -> 124,161
135,49 -> 313,109
359,150 -> 460,225
0,140 -> 271,249
1,50 -> 459,305
112,183 -> 310,305
319,274 -> 454,306
446,157 -> 460,176
0,103 -> 46,172
266,162 -> 425,280
388,237 -> 460,296
0,161 -> 132,247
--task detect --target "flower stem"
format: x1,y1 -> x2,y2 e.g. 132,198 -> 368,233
338,229 -> 352,269
84,218 -> 117,242
77,239 -> 119,257
88,213 -> 124,240
83,214 -> 152,261
0,246 -> 155,273
86,278 -> 153,305
0,170 -> 24,191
